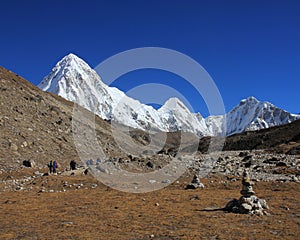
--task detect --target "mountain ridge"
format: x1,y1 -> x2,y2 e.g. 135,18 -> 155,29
38,54 -> 300,136
1,65 -> 300,175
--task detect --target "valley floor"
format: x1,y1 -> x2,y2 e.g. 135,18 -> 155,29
0,170 -> 299,240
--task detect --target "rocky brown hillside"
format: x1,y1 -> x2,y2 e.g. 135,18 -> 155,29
0,67 -> 188,173
0,66 -> 129,171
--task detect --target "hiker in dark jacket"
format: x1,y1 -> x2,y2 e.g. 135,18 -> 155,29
48,160 -> 53,174
53,161 -> 58,173
70,160 -> 77,170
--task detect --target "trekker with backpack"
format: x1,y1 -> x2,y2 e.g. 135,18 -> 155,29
48,160 -> 53,174
70,160 -> 77,170
53,161 -> 58,174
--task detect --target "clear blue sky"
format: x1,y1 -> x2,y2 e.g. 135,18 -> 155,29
0,0 -> 299,116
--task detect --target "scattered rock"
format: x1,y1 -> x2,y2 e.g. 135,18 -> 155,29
280,205 -> 290,211
239,152 -> 248,157
263,157 -> 279,164
61,221 -> 73,226
291,176 -> 298,182
34,171 -> 42,176
161,179 -> 171,184
276,162 -> 287,167
190,195 -> 200,200
90,183 -> 98,188
21,141 -> 28,148
16,186 -> 23,191
244,160 -> 253,168
22,159 -> 35,168
146,161 -> 154,168
10,143 -> 18,151
242,155 -> 252,162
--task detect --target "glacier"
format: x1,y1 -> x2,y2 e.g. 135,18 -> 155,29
38,53 -> 300,137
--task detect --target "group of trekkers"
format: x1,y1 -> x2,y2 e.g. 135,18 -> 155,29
47,158 -> 102,174
86,158 -> 102,166
47,160 -> 58,174
47,159 -> 78,173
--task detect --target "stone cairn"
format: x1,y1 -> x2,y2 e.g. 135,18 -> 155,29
186,174 -> 205,189
225,170 -> 269,215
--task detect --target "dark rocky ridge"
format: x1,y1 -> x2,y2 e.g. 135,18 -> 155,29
196,119 -> 300,154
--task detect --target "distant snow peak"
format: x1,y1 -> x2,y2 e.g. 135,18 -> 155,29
222,96 -> 300,136
38,53 -> 300,137
241,96 -> 259,103
159,97 -> 190,113
57,53 -> 81,65
162,97 -> 182,108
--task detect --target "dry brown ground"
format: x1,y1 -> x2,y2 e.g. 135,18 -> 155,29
0,171 -> 299,240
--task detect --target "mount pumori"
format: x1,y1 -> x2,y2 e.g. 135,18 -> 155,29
38,54 -> 300,136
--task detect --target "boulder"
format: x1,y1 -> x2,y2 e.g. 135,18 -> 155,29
22,159 -> 35,168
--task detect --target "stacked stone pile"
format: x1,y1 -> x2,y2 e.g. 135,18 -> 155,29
186,174 -> 205,189
225,170 -> 269,215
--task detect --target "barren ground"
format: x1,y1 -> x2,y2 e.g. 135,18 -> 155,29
0,169 -> 299,240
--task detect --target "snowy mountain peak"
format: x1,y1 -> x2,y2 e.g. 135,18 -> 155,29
47,53 -> 90,76
37,53 -> 122,120
38,53 -> 98,94
159,97 -> 189,112
38,54 -> 300,137
162,97 -> 180,107
213,96 -> 300,136
58,53 -> 93,71
240,96 -> 259,104
58,53 -> 81,63
64,52 -> 80,60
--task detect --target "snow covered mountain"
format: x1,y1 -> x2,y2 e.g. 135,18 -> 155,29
38,53 -> 300,137
207,96 -> 300,136
157,98 -> 210,136
38,53 -> 125,120
38,53 -> 209,135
